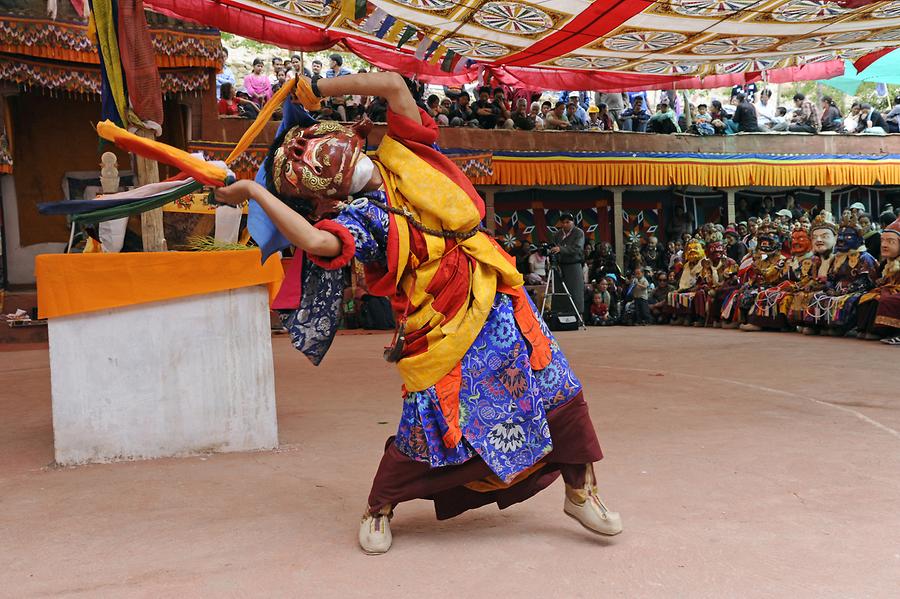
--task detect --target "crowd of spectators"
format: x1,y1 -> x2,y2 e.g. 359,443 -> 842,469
508,198 -> 899,332
215,52 -> 900,136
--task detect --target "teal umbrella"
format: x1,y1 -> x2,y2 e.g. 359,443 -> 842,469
820,51 -> 900,95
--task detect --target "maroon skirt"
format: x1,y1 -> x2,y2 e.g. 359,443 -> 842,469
367,392 -> 603,520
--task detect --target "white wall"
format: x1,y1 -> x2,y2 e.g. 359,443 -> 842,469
48,286 -> 278,465
2,174 -> 65,285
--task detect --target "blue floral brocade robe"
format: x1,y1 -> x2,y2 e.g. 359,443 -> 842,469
285,193 -> 583,483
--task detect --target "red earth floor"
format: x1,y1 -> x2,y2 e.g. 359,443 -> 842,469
1,327 -> 898,598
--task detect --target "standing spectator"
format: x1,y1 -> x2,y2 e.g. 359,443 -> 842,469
819,96 -> 843,132
310,59 -> 323,83
544,101 -> 571,130
856,103 -> 888,134
287,54 -> 311,79
493,88 -> 514,129
269,56 -> 284,84
325,53 -> 352,120
551,213 -> 586,315
630,268 -> 652,325
788,93 -> 819,133
731,92 -> 760,133
215,48 -> 235,99
473,86 -> 500,129
621,96 -> 650,132
511,98 -> 536,130
884,95 -> 900,133
566,102 -> 586,130
449,92 -> 477,127
243,58 -> 272,106
598,92 -> 626,128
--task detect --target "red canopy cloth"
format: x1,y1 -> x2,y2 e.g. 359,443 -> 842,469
145,0 -> 900,87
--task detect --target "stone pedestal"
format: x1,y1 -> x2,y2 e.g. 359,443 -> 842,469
48,286 -> 277,465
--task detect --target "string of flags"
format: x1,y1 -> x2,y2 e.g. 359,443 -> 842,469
337,0 -> 475,73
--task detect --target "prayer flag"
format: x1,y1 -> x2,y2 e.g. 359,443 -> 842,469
376,14 -> 396,39
414,35 -> 432,59
361,7 -> 387,33
342,0 -> 367,21
397,25 -> 417,48
385,19 -> 405,43
428,46 -> 447,65
421,39 -> 439,60
440,49 -> 457,72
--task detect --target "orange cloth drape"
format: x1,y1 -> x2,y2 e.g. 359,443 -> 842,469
36,250 -> 284,319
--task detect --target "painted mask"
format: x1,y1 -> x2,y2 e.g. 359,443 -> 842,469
757,231 -> 780,253
707,241 -> 725,262
811,228 -> 836,256
836,226 -> 863,252
790,229 -> 812,256
272,118 -> 373,206
684,239 -> 706,263
882,231 -> 900,259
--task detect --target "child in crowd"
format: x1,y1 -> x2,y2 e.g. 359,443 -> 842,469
694,104 -> 715,136
630,268 -> 652,325
589,281 -> 613,326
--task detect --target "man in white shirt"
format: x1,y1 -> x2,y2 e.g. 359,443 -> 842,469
754,89 -> 776,130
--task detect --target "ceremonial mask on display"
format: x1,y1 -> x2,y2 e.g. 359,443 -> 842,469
272,117 -> 374,208
756,220 -> 780,253
881,215 -> 900,259
790,228 -> 812,256
836,213 -> 864,252
810,212 -> 837,256
684,239 -> 706,263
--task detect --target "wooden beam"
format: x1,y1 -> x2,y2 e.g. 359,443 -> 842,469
134,128 -> 166,252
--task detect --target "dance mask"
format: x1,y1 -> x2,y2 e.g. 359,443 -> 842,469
882,215 -> 900,259
707,241 -> 725,262
272,118 -> 374,206
810,212 -> 837,256
790,228 -> 812,256
756,220 -> 780,253
684,239 -> 706,263
836,214 -> 864,253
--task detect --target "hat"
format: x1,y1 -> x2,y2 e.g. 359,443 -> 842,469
884,215 -> 900,238
559,212 -> 575,222
775,209 -> 793,218
849,202 -> 866,211
724,226 -> 738,237
810,211 -> 837,234
588,105 -> 600,113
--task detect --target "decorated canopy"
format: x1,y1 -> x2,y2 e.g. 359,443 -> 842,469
147,0 -> 898,88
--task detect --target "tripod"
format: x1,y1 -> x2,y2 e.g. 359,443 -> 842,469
540,263 -> 586,329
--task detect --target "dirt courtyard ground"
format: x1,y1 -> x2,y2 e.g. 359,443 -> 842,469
1,327 -> 898,598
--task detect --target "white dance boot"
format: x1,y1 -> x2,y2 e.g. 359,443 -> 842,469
564,466 -> 623,537
358,505 -> 393,554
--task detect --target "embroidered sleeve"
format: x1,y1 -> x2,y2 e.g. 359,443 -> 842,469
332,198 -> 390,265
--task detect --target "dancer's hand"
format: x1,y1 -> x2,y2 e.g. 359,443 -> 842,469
213,179 -> 259,206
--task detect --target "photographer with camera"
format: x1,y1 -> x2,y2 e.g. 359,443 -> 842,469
551,213 -> 586,315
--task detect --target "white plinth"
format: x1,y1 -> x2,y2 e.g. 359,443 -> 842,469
48,286 -> 278,465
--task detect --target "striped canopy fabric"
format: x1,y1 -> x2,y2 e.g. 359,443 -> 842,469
147,0 -> 899,88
